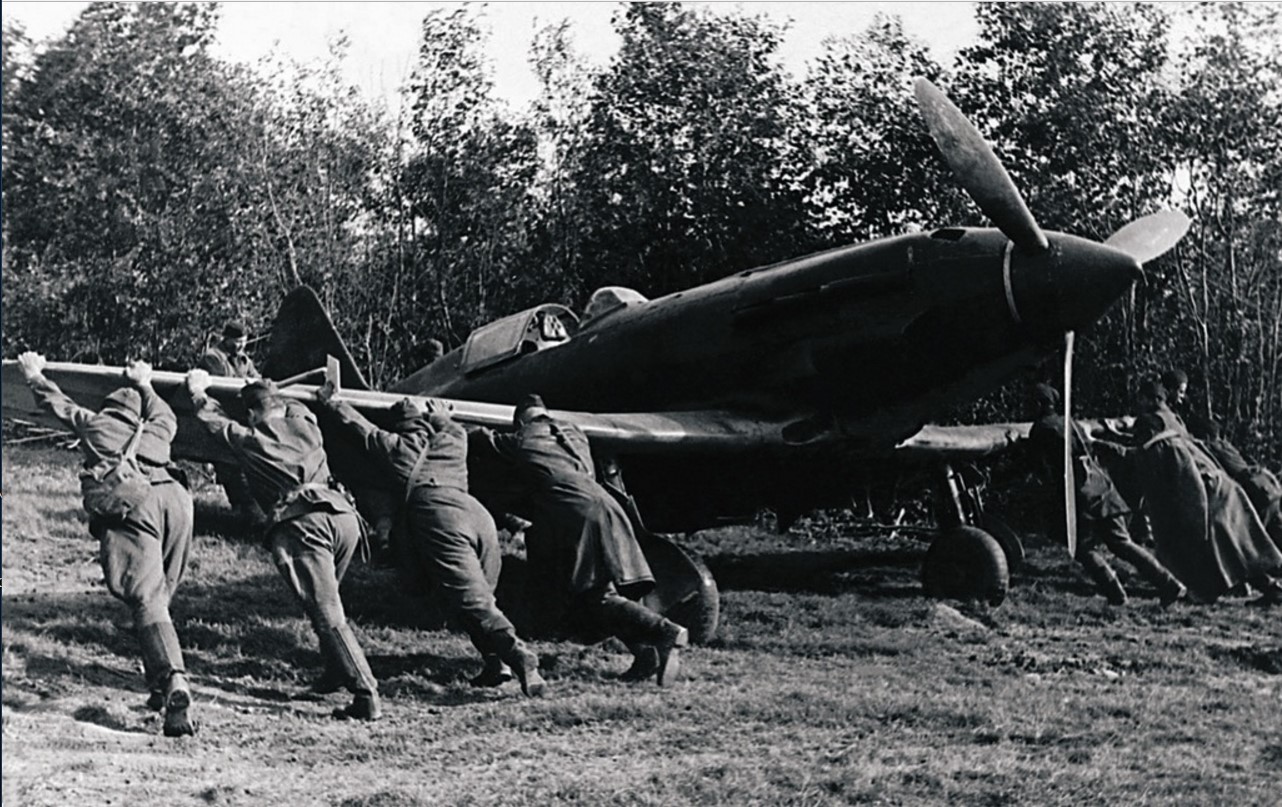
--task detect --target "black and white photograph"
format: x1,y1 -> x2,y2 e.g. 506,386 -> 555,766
2,1 -> 1281,803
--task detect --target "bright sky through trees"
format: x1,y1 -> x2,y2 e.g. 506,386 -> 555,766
1,1 -> 979,109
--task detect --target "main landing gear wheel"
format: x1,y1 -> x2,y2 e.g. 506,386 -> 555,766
921,526 -> 1009,606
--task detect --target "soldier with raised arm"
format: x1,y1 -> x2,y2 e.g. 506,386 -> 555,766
17,352 -> 196,736
314,384 -> 545,696
185,372 -> 382,719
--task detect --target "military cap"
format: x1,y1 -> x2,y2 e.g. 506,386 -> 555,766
391,397 -> 425,422
1032,382 -> 1061,410
100,387 -> 142,422
514,393 -> 548,425
240,379 -> 281,410
222,320 -> 248,339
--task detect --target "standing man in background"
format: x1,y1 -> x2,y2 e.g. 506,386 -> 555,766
199,319 -> 264,526
200,319 -> 260,380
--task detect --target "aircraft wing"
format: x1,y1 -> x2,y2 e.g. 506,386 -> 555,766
5,360 -> 1059,464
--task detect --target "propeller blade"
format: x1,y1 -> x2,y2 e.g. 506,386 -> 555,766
1062,331 -> 1077,559
914,78 -> 1049,254
1104,210 -> 1191,265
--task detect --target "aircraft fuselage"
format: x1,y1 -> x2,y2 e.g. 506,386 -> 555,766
403,227 -> 1137,452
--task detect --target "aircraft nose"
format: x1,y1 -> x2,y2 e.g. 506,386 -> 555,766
1008,235 -> 1141,336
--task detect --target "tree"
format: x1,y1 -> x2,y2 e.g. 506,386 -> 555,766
1160,2 -> 1282,462
569,2 -> 813,298
389,4 -> 541,378
4,3 -> 253,362
800,13 -> 968,245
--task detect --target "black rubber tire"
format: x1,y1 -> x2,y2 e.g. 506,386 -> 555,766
657,549 -> 721,645
921,526 -> 1009,606
981,513 -> 1026,572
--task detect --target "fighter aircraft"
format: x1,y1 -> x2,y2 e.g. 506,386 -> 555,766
3,80 -> 1189,640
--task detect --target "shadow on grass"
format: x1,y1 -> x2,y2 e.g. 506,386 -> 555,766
704,547 -> 925,598
71,703 -> 151,734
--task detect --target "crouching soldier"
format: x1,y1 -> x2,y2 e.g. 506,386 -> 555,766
185,372 -> 381,720
1026,383 -> 1186,607
475,395 -> 689,686
18,352 -> 196,736
315,384 -> 545,696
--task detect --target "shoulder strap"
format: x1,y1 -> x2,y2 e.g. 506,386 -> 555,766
402,436 -> 433,505
548,423 -> 590,475
1142,429 -> 1181,450
122,417 -> 146,462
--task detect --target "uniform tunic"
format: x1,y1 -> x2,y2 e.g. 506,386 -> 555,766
29,374 -> 193,627
198,346 -> 259,379
1203,436 -> 1282,548
321,400 -> 518,658
1133,405 -> 1282,601
479,416 -> 654,599
193,395 -> 376,695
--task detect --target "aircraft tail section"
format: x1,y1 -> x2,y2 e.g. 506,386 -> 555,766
262,285 -> 371,391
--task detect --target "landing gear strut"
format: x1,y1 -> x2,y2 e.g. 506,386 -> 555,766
920,462 -> 1019,606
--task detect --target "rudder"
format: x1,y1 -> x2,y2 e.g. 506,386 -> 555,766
262,286 -> 370,390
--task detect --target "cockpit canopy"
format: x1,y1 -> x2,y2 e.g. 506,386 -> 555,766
582,286 -> 649,329
459,303 -> 578,376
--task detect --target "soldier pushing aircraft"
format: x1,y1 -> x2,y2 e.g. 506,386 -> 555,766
17,352 -> 197,737
475,395 -> 689,685
186,372 -> 382,720
1026,382 -> 1186,607
314,383 -> 546,697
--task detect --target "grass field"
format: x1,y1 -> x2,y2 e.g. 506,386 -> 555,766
3,443 -> 1280,806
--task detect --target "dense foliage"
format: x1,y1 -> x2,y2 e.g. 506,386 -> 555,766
3,2 -> 1279,461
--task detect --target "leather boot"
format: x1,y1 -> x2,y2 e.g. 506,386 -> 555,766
333,693 -> 382,721
162,671 -> 197,737
469,655 -> 514,688
137,622 -> 184,712
1246,577 -> 1282,608
595,592 -> 689,686
620,641 -> 660,682
1110,542 -> 1185,605
655,621 -> 689,687
502,644 -> 546,697
1080,552 -> 1128,606
318,624 -> 381,720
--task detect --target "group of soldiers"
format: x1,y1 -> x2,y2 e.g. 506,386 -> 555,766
1027,369 -> 1282,609
18,314 -> 1282,739
14,322 -> 688,737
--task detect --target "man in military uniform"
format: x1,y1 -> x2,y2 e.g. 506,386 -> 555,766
199,320 -> 263,525
1027,383 -> 1186,607
475,395 -> 689,686
186,372 -> 381,719
18,352 -> 196,736
200,319 -> 260,380
1189,418 -> 1282,548
1130,380 -> 1282,606
315,385 -> 545,696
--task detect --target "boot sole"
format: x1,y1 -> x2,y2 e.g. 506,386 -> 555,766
517,669 -> 546,698
656,647 -> 681,687
656,627 -> 689,687
163,688 -> 196,737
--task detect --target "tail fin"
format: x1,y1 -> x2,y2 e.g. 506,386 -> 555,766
262,286 -> 370,391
